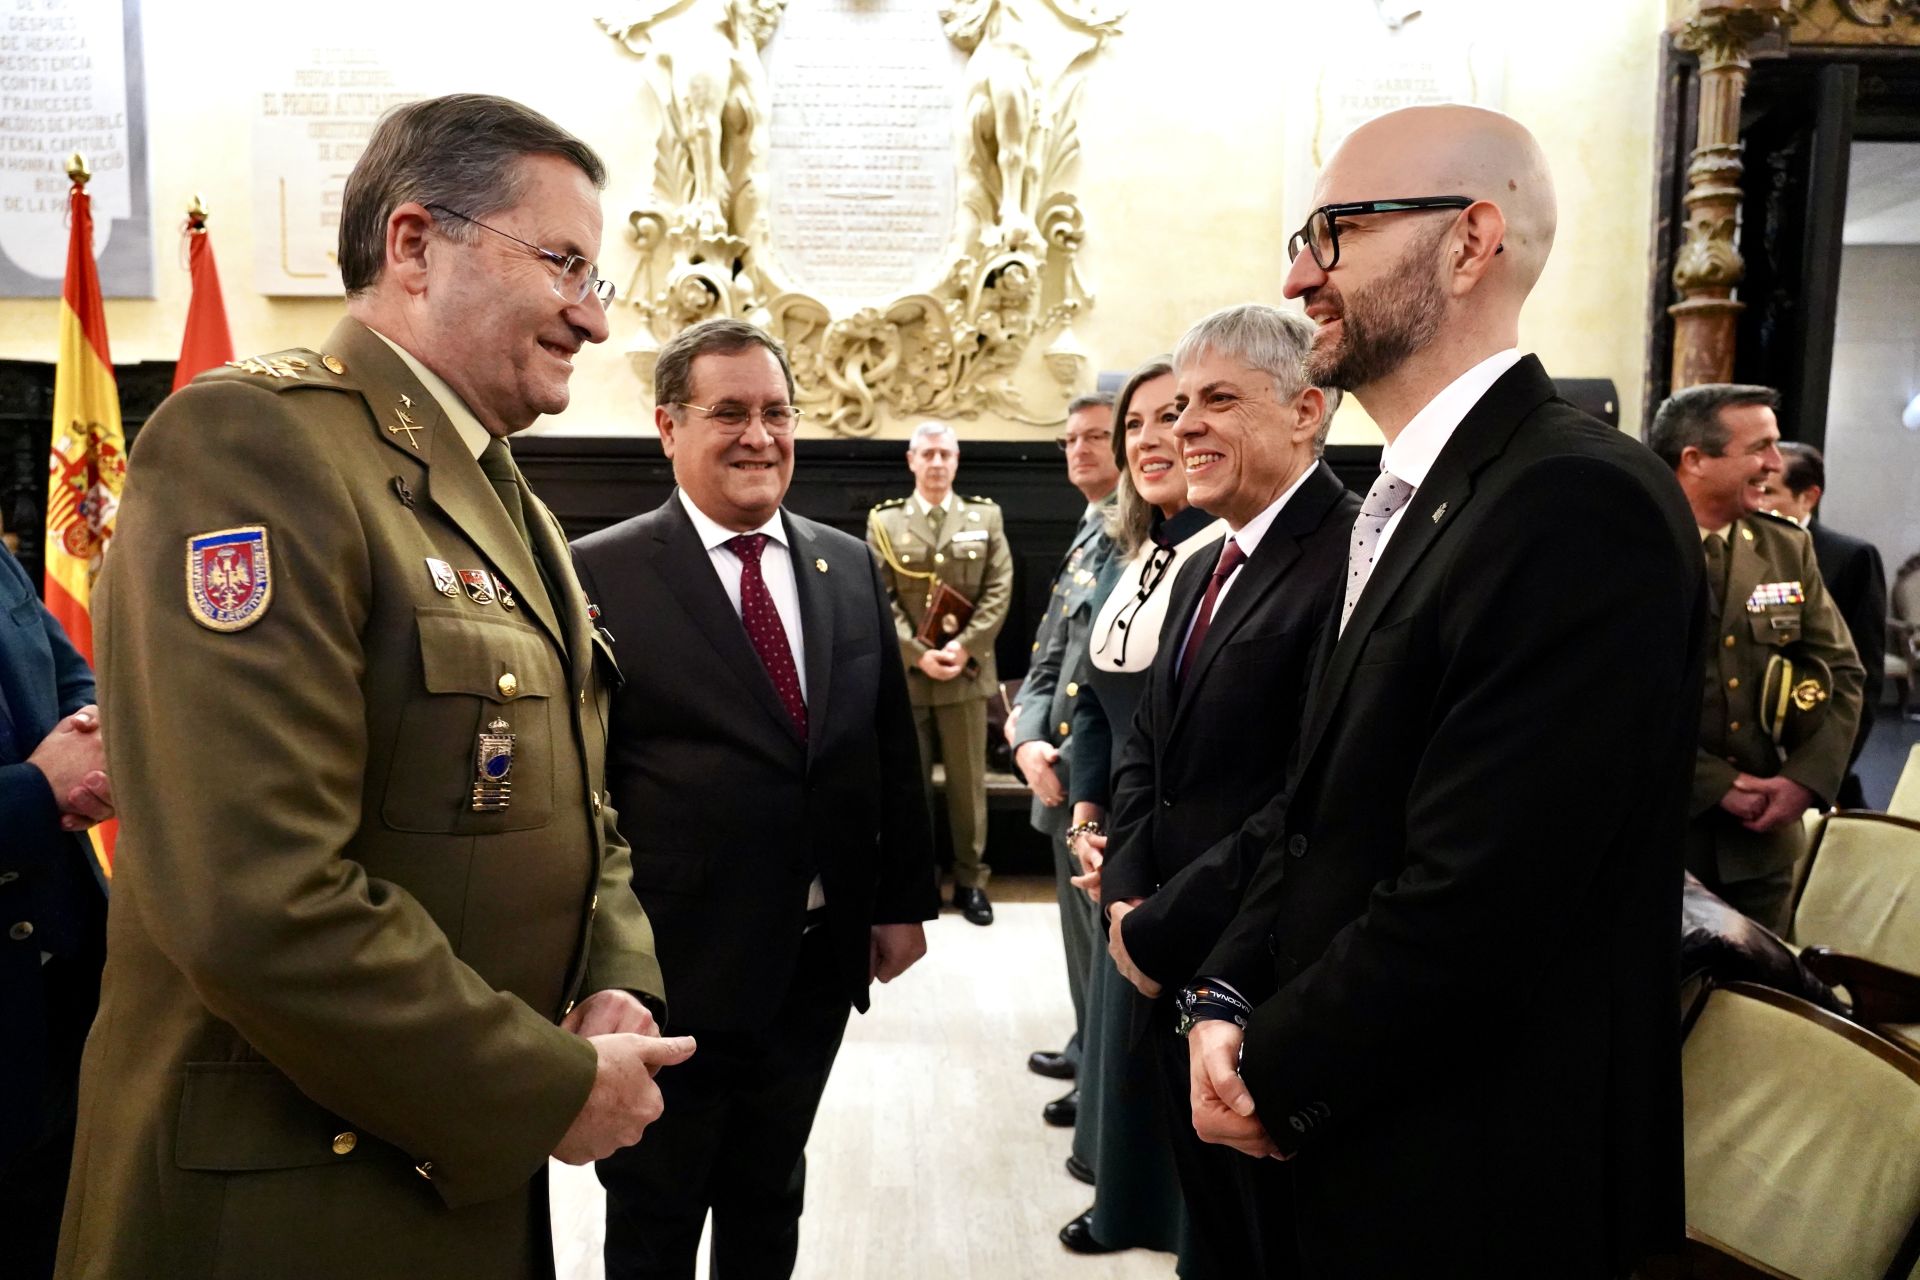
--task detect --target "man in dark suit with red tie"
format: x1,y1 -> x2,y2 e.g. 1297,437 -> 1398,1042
1098,303 -> 1359,1280
1181,106 -> 1703,1278
573,318 -> 937,1280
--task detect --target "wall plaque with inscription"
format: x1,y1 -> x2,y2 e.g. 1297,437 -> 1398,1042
762,0 -> 965,309
250,45 -> 418,297
0,0 -> 150,298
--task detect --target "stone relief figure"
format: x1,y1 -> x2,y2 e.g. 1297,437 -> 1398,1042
604,1 -> 1124,434
600,0 -> 785,244
940,0 -> 1122,252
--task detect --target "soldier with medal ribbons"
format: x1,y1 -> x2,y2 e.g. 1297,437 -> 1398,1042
57,95 -> 685,1280
1650,383 -> 1865,933
868,422 -> 1014,925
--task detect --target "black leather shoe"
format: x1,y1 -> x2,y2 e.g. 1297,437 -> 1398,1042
1027,1050 -> 1075,1080
1059,1209 -> 1121,1255
954,886 -> 993,926
1042,1088 -> 1078,1127
1065,1153 -> 1095,1186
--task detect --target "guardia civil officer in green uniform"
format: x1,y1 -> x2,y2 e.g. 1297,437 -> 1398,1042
868,422 -> 1014,925
56,95 -> 687,1280
1650,384 -> 1865,933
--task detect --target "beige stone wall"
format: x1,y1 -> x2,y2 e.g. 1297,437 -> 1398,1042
0,0 -> 1667,441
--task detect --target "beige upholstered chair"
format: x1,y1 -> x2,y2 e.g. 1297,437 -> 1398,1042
1678,982 -> 1920,1280
1891,746 -> 1920,823
1792,813 -> 1920,1058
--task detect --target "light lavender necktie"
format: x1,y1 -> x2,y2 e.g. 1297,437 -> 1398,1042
1340,471 -> 1414,632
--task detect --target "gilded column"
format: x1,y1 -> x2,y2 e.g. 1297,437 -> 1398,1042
1667,0 -> 1791,390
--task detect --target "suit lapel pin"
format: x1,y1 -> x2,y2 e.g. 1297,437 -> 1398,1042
1431,501 -> 1448,524
815,558 -> 829,574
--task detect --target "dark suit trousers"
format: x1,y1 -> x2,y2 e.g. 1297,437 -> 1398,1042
597,929 -> 851,1280
0,941 -> 104,1280
1149,1010 -> 1297,1280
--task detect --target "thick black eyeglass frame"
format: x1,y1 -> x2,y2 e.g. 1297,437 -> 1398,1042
1286,196 -> 1500,271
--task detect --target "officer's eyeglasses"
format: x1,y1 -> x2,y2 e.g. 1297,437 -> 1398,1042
1286,196 -> 1500,272
673,402 -> 805,436
428,204 -> 616,307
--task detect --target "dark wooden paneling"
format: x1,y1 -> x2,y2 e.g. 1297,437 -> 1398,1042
0,358 -> 172,592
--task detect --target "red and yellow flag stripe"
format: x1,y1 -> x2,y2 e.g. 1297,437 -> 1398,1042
46,170 -> 125,881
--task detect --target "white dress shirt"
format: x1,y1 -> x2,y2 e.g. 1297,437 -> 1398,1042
676,489 -> 809,702
1372,348 -> 1524,564
677,489 -> 823,909
1178,462 -> 1320,655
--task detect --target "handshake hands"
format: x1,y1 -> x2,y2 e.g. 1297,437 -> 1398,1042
28,704 -> 114,833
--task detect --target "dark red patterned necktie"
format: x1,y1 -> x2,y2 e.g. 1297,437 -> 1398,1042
727,534 -> 807,740
1176,537 -> 1247,684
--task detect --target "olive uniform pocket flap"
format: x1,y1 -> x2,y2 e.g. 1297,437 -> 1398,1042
175,1061 -> 367,1172
417,611 -> 555,701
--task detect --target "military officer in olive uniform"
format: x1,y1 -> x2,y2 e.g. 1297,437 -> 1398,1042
57,96 -> 687,1280
868,422 -> 1014,925
1008,393 -> 1118,1129
1651,384 -> 1865,933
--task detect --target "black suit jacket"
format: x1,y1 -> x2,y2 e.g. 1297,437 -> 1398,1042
1100,461 -> 1358,997
1810,520 -> 1886,768
1,550 -> 103,1162
572,495 -> 937,1033
1201,359 -> 1702,1276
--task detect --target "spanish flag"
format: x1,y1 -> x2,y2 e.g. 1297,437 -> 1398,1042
46,153 -> 125,881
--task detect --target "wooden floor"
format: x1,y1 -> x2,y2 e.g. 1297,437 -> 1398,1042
551,879 -> 1179,1279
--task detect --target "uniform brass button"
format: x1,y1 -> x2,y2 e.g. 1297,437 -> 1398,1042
934,553 -> 945,564
321,354 -> 346,375
579,690 -> 587,705
1724,635 -> 1737,648
1066,682 -> 1079,697
1727,678 -> 1739,690
1729,721 -> 1741,732
591,792 -> 604,815
332,1131 -> 358,1156
498,673 -> 518,698
1058,722 -> 1070,736
590,894 -> 599,913
8,921 -> 32,941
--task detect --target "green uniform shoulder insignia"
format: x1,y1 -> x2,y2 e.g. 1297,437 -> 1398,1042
964,494 -> 998,506
871,497 -> 908,512
202,348 -> 354,393
1751,509 -> 1804,531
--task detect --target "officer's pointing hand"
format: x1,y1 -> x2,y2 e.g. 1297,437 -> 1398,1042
552,1032 -> 697,1165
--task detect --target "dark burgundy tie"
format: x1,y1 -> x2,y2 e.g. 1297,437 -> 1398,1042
727,534 -> 807,740
1176,538 -> 1247,683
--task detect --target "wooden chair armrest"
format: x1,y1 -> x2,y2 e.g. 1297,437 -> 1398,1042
1633,1229 -> 1799,1279
1800,947 -> 1920,1023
